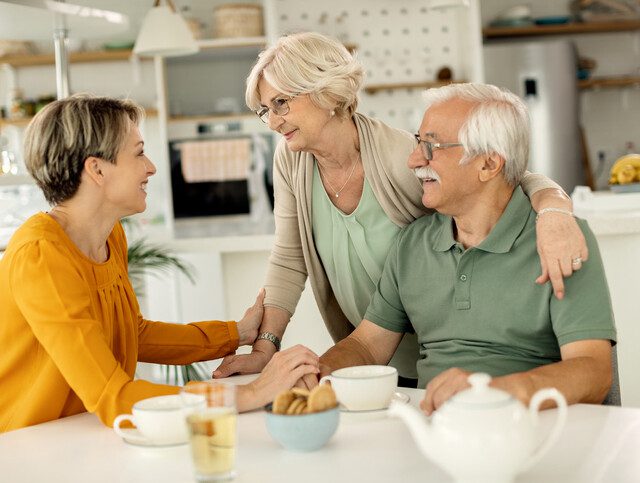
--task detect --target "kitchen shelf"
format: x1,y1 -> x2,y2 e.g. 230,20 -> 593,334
0,117 -> 32,127
0,49 -> 145,67
1,108 -> 158,128
364,80 -> 464,95
579,76 -> 640,90
483,19 -> 640,39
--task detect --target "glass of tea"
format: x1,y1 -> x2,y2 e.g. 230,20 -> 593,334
181,381 -> 237,482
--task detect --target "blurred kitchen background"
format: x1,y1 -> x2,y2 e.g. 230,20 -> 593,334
1,0 -> 639,404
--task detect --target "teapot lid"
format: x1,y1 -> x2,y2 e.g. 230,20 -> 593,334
449,373 -> 513,407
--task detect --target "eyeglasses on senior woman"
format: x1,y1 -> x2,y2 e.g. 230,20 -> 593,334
414,134 -> 464,161
255,95 -> 297,123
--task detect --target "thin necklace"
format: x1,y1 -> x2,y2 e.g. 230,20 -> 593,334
318,157 -> 359,198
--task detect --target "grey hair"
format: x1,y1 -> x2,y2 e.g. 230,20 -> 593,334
23,94 -> 144,205
245,31 -> 364,119
422,83 -> 529,186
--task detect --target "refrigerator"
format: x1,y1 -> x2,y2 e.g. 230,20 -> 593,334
483,39 -> 585,193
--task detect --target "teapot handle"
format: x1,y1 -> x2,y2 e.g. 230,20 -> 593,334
521,388 -> 568,472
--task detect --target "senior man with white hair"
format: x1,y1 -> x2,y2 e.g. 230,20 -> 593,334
318,83 -> 617,413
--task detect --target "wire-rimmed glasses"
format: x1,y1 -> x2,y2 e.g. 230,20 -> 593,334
414,134 -> 463,160
255,95 -> 297,123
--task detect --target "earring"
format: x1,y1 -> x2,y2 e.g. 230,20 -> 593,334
330,110 -> 335,117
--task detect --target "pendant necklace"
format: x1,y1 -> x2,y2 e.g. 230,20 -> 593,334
319,157 -> 359,198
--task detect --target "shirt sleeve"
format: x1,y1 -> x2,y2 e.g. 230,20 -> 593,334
137,317 -> 239,364
365,232 -> 413,334
9,240 -> 179,427
550,220 -> 617,346
262,140 -> 308,315
520,170 -> 566,197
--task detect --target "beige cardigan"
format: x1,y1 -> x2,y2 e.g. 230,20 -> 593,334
263,113 -> 559,343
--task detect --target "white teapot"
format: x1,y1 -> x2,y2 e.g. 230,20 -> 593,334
389,373 -> 567,483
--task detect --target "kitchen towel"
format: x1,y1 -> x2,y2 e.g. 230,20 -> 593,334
178,138 -> 251,183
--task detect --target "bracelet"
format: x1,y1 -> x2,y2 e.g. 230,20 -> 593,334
535,207 -> 575,222
256,332 -> 281,351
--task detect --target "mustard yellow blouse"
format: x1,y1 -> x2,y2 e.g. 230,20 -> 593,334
0,213 -> 239,432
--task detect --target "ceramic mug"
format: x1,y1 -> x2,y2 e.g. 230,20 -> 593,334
113,394 -> 202,445
320,365 -> 398,411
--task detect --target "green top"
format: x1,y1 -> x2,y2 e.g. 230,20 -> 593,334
366,187 -> 617,389
312,163 -> 418,378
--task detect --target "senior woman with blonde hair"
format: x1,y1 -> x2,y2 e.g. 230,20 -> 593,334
0,95 -> 319,433
213,32 -> 589,388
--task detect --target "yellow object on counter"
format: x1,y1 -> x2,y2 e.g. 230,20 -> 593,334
609,154 -> 640,185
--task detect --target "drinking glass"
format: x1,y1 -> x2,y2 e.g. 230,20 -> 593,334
181,381 -> 237,482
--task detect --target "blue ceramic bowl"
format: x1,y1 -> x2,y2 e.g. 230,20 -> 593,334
264,404 -> 340,452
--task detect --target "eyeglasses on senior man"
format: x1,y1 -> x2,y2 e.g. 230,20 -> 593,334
414,134 -> 464,161
255,95 -> 297,123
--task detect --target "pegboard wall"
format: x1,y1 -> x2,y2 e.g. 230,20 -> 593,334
269,0 -> 483,131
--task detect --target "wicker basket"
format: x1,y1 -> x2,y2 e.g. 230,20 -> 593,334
213,3 -> 264,38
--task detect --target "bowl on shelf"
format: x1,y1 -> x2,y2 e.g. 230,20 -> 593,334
534,16 -> 571,25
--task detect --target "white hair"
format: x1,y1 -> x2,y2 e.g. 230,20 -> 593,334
245,31 -> 364,118
422,83 -> 530,186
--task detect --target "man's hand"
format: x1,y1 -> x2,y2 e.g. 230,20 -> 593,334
236,288 -> 265,346
212,350 -> 270,378
420,368 -> 471,415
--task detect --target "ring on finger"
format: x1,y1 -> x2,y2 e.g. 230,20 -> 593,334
571,257 -> 583,266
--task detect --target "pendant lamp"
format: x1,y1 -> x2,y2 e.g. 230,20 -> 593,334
134,0 -> 199,57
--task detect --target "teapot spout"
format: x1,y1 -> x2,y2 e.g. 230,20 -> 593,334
388,401 -> 435,460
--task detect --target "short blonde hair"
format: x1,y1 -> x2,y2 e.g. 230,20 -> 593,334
24,94 -> 143,205
245,32 -> 364,119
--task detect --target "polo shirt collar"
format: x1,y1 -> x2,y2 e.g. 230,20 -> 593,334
431,186 -> 531,254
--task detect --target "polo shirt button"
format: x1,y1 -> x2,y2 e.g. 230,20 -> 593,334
460,274 -> 467,281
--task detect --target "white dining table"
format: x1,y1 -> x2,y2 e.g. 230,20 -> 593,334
1,375 -> 640,483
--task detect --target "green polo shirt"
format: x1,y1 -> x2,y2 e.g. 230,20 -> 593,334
365,186 -> 617,389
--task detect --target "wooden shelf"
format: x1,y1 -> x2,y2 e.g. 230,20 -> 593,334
1,108 -> 158,128
364,80 -> 464,95
579,76 -> 640,90
0,49 -> 145,67
0,117 -> 32,127
483,19 -> 640,38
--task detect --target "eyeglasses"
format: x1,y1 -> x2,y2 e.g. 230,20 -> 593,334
255,95 -> 297,123
414,134 -> 464,161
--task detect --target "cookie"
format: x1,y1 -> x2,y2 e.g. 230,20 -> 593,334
291,387 -> 310,398
307,383 -> 337,413
286,397 -> 306,415
272,390 -> 295,415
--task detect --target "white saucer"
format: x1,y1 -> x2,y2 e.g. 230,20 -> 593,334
339,392 -> 410,422
118,428 -> 187,448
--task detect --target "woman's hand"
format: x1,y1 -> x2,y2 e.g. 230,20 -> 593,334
236,345 -> 320,412
236,288 -> 265,346
212,350 -> 270,378
535,212 -> 588,300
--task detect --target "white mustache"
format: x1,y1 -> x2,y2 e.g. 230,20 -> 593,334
413,167 -> 440,182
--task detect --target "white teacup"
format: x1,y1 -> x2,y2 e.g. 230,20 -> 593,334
113,394 -> 202,445
320,365 -> 398,411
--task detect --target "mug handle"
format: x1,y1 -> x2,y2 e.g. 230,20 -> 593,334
319,375 -> 332,385
113,414 -> 140,441
521,388 -> 568,472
